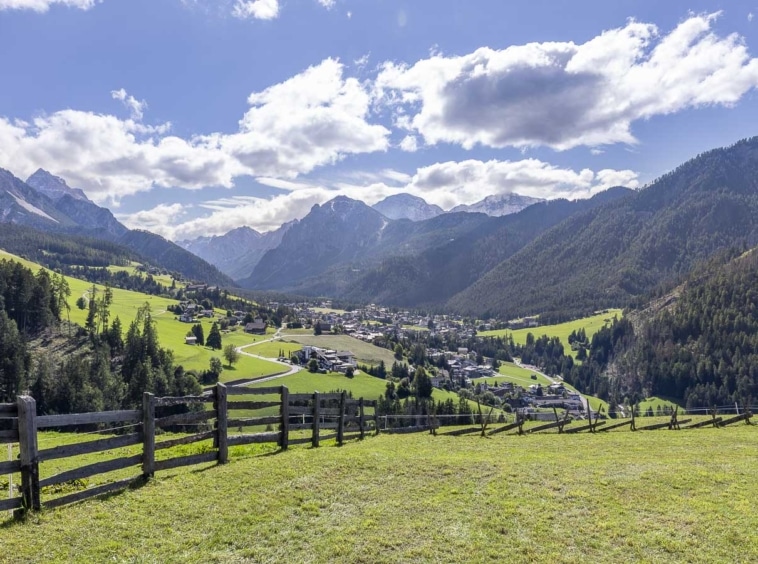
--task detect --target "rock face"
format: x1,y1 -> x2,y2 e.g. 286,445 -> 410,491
25,169 -> 89,202
372,193 -> 444,221
450,193 -> 544,216
178,222 -> 295,281
0,168 -> 74,228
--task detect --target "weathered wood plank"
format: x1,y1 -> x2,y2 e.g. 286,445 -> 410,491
0,417 -> 18,430
156,410 -> 217,428
439,427 -> 481,437
0,496 -> 23,511
637,420 -> 674,431
227,401 -> 280,411
289,393 -> 314,402
0,403 -> 17,415
43,477 -> 138,509
142,393 -> 155,478
594,420 -> 631,433
288,406 -> 313,415
312,391 -> 321,448
0,430 -> 18,441
280,386 -> 290,450
720,412 -> 752,426
39,454 -> 143,488
0,459 -> 21,474
288,436 -> 313,446
154,395 -> 214,407
227,416 -> 282,428
154,452 -> 217,472
487,421 -> 521,435
289,423 -> 312,431
318,432 -> 338,441
18,395 -> 40,510
685,417 -> 723,429
565,420 -> 608,434
382,426 -> 430,434
155,431 -> 215,451
39,433 -> 142,462
319,422 -> 339,430
227,432 -> 281,446
227,386 -> 282,396
37,410 -> 141,429
528,419 -> 574,434
319,408 -> 343,416
215,383 -> 228,464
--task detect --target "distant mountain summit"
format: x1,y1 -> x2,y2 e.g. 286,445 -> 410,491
178,223 -> 295,281
0,167 -> 232,286
450,193 -> 544,216
26,169 -> 90,202
372,193 -> 443,221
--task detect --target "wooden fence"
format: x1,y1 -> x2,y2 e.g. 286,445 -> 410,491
1,384 -> 377,515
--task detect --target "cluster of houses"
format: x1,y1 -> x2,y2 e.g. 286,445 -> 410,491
176,302 -> 216,323
295,345 -> 357,374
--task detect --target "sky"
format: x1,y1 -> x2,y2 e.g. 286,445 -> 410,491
2,0 -> 758,241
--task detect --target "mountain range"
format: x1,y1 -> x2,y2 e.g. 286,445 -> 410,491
0,168 -> 231,286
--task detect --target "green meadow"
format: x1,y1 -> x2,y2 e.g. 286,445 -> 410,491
2,426 -> 756,563
479,309 -> 623,360
279,333 -> 399,367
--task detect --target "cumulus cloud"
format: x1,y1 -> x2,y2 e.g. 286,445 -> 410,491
110,88 -> 146,121
0,0 -> 99,11
375,12 -> 758,150
399,135 -> 418,152
124,158 -> 639,240
232,0 -> 278,20
0,59 -> 389,205
317,0 -> 335,8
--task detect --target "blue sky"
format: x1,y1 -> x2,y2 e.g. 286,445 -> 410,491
1,0 -> 758,240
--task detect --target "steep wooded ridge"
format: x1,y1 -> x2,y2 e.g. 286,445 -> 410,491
0,168 -> 232,286
448,137 -> 758,319
570,249 -> 758,408
240,189 -> 632,302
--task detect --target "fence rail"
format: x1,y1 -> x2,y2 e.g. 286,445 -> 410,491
2,385 -> 377,516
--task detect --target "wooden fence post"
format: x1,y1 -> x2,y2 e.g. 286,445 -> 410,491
337,391 -> 346,445
17,395 -> 40,511
215,383 -> 228,464
312,392 -> 321,448
142,392 -> 155,478
374,402 -> 380,435
280,386 -> 289,450
359,398 -> 365,440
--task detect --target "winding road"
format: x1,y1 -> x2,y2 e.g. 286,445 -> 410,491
231,327 -> 302,386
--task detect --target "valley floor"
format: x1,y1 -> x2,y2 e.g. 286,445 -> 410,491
2,427 -> 757,563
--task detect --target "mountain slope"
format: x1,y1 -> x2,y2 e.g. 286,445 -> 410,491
178,222 -> 295,281
0,169 -> 77,228
372,194 -> 443,221
450,193 -> 544,216
448,137 -> 758,319
0,168 -> 232,286
338,188 -> 633,307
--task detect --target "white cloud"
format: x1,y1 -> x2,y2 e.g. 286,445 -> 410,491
0,59 -> 389,205
317,0 -> 335,8
399,135 -> 418,152
233,0 -> 279,20
131,158 -> 639,240
110,88 -> 146,121
0,0 -> 99,11
375,13 -> 758,150
749,12 -> 754,22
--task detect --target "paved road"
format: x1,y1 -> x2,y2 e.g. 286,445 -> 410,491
231,332 -> 301,387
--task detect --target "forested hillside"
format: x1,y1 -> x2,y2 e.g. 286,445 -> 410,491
449,137 -> 758,319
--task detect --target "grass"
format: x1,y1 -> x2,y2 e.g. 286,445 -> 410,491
479,309 -> 623,360
281,333 -> 398,367
0,250 -> 284,380
2,427 -> 756,562
246,339 -> 302,359
637,396 -> 683,413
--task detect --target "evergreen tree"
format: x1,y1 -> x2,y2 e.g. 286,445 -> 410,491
206,322 -> 222,350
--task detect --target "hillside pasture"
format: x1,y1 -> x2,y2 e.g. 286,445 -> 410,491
479,309 -> 623,360
281,333 -> 398,367
2,427 -> 756,563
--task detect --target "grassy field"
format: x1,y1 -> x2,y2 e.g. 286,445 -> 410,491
0,250 -> 284,380
247,339 -> 302,359
637,396 -> 683,413
2,426 -> 756,563
479,309 -> 623,360
280,334 -> 398,367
